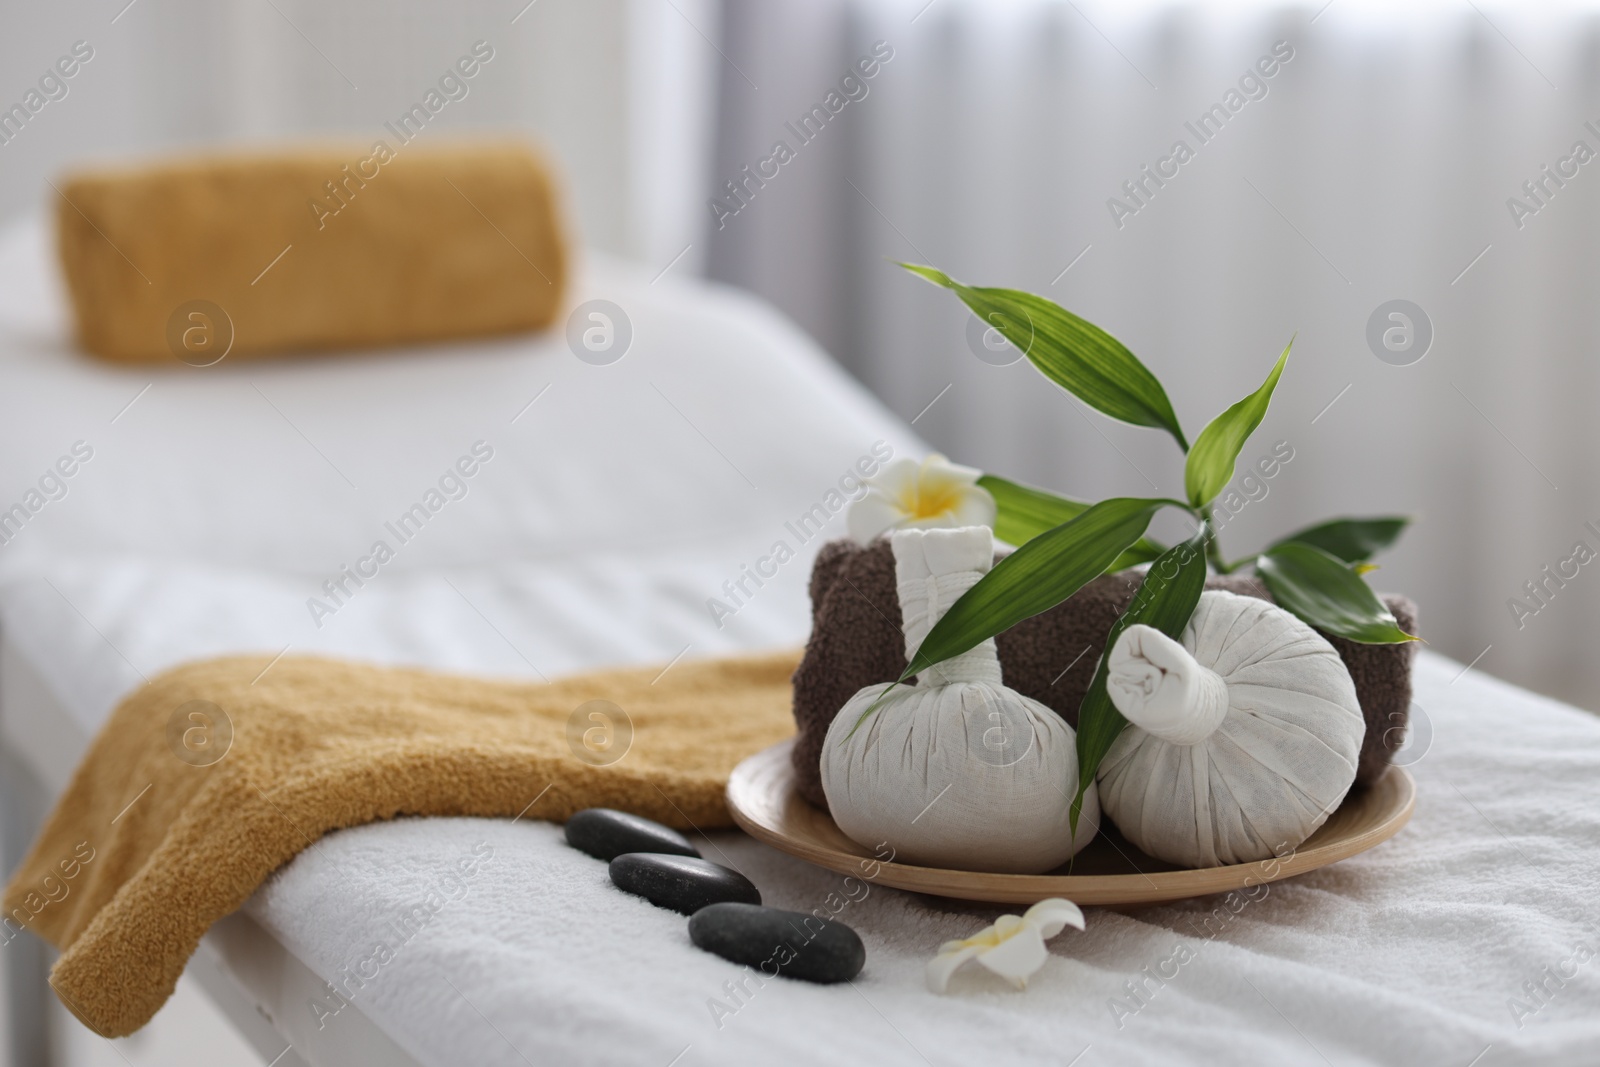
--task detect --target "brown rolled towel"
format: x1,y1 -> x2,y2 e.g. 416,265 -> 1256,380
55,140 -> 567,364
791,538 -> 1419,811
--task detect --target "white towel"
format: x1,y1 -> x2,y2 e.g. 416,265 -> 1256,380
243,651 -> 1600,1067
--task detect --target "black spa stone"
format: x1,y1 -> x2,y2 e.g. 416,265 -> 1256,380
608,853 -> 760,915
565,809 -> 700,862
688,903 -> 865,984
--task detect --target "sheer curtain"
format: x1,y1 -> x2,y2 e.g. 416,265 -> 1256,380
705,0 -> 1600,710
0,0 -> 717,269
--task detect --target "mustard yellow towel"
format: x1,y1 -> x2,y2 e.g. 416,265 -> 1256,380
55,140 -> 567,364
2,651 -> 797,1037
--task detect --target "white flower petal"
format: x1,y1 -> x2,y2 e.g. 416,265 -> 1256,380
926,944 -> 983,993
973,927 -> 1049,986
847,452 -> 998,544
949,483 -> 997,529
847,490 -> 906,544
1022,898 -> 1085,940
924,454 -> 983,487
872,457 -> 924,502
901,510 -> 960,531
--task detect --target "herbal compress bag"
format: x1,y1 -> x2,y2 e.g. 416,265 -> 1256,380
821,526 -> 1098,874
1097,590 -> 1366,868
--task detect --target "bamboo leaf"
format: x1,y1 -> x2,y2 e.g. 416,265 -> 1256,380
903,264 -> 1188,451
978,474 -> 1165,568
1256,541 -> 1420,644
901,497 -> 1179,682
1108,539 -> 1166,571
1266,516 -> 1411,563
1070,526 -> 1210,835
978,474 -> 1090,543
1183,338 -> 1293,508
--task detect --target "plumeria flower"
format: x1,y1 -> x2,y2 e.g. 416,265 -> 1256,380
926,898 -> 1085,993
847,453 -> 997,544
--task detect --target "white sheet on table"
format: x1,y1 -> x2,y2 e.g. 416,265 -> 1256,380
0,213 -> 916,579
245,652 -> 1600,1067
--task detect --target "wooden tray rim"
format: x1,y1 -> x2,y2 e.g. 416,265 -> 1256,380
727,738 -> 1416,906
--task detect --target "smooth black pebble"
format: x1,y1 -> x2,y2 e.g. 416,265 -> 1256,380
688,903 -> 865,984
565,808 -> 700,862
608,853 -> 760,915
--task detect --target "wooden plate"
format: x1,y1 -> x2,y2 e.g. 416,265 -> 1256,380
727,739 -> 1415,906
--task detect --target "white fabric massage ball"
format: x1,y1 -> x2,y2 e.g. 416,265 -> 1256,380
820,526 -> 1099,874
1097,590 -> 1366,868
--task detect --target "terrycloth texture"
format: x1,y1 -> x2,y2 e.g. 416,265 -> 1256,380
55,140 -> 566,363
238,652 -> 1600,1067
1098,593 -> 1366,868
792,538 -> 1419,810
1,650 -> 797,1038
820,527 -> 1096,873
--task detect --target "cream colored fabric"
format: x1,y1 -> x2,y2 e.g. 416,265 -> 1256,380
1098,592 -> 1366,868
820,527 -> 1098,874
1106,625 -> 1231,746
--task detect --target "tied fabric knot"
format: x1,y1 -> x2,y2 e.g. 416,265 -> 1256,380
902,570 -> 1002,687
1106,625 -> 1230,746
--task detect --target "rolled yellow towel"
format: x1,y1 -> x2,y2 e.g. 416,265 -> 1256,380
54,140 -> 568,364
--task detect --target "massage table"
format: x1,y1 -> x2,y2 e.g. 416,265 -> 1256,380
1,216 -> 1597,1066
